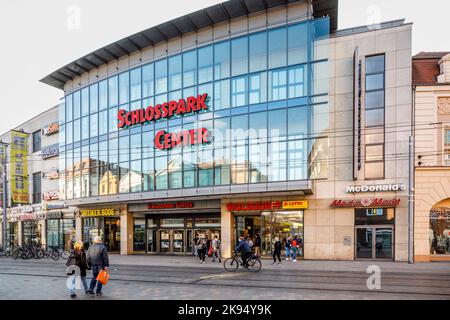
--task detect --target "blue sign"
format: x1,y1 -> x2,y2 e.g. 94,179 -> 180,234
41,144 -> 59,160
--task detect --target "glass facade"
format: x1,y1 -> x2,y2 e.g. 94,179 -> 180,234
59,19 -> 330,199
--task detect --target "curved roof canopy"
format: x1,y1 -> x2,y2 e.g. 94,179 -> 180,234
41,0 -> 338,90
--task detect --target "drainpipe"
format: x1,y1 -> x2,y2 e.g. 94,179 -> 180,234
408,85 -> 416,264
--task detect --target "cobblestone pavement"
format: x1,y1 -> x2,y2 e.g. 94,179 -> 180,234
1,257 -> 450,300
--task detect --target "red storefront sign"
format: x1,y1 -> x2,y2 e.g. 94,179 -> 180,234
147,202 -> 194,210
117,94 -> 208,129
330,198 -> 401,208
226,202 -> 283,212
155,128 -> 210,150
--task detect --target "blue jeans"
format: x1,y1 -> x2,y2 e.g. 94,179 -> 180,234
285,247 -> 291,258
69,276 -> 88,295
291,247 -> 298,260
89,265 -> 104,294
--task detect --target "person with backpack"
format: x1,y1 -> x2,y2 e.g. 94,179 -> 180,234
86,236 -> 110,296
211,235 -> 221,263
197,237 -> 208,264
66,241 -> 90,298
291,236 -> 299,262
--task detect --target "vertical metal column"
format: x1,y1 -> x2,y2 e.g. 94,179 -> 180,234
408,135 -> 414,264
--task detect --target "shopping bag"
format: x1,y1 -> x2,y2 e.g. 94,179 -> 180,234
96,270 -> 110,286
208,246 -> 213,257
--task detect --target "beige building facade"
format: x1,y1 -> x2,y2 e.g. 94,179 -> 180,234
413,52 -> 450,262
38,0 -> 413,262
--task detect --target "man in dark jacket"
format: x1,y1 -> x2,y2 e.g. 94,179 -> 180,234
87,236 -> 109,296
234,236 -> 253,267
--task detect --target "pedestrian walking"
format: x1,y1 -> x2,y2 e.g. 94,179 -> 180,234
284,237 -> 292,261
66,241 -> 90,298
86,236 -> 109,296
291,236 -> 299,262
211,235 -> 222,263
197,237 -> 207,264
253,234 -> 261,258
272,237 -> 282,265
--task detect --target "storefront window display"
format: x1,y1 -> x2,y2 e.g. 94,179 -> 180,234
234,211 -> 304,256
6,222 -> 19,249
22,221 -> 43,247
82,217 -> 120,252
430,207 -> 450,255
47,219 -> 76,250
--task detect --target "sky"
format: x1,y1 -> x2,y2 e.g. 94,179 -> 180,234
0,0 -> 448,132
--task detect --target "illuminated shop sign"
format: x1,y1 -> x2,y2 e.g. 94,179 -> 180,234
330,198 -> 400,208
147,202 -> 194,210
346,184 -> 407,193
80,208 -> 116,217
227,200 -> 308,212
43,191 -> 60,201
117,94 -> 209,129
155,128 -> 210,150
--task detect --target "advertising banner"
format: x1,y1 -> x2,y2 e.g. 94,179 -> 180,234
10,131 -> 29,204
42,122 -> 59,136
0,144 -> 5,207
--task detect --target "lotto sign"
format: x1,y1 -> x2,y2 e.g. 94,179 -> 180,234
282,201 -> 308,209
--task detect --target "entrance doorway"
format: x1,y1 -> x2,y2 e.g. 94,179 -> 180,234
82,217 -> 120,252
355,226 -> 394,260
158,229 -> 186,254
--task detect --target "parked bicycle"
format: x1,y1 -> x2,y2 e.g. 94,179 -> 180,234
224,253 -> 262,273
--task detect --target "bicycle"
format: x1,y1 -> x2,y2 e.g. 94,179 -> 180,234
43,247 -> 61,261
223,253 -> 262,273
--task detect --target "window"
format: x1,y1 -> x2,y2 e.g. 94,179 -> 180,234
269,28 -> 287,69
73,91 -> 81,119
130,68 -> 141,102
155,60 -> 168,95
108,76 -> 119,107
169,55 -> 182,91
288,23 -> 308,65
198,46 -> 213,84
445,129 -> 450,147
32,130 -> 41,153
90,83 -> 99,113
249,32 -> 267,73
99,80 -> 108,110
119,72 -> 130,105
81,87 -> 89,116
32,172 -> 42,204
214,79 -> 230,110
364,54 -> 385,180
214,41 -> 230,80
183,51 -> 197,88
288,65 -> 306,98
249,72 -> 267,105
269,69 -> 287,101
231,37 -> 248,76
232,76 -> 247,108
65,94 -> 73,122
142,64 -> 154,98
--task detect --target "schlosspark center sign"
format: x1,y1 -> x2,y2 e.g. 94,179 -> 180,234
117,93 -> 210,150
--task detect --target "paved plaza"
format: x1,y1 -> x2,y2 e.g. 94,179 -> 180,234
1,256 -> 450,300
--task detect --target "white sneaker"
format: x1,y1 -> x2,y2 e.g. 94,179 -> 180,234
292,259 -> 297,262
285,258 -> 289,261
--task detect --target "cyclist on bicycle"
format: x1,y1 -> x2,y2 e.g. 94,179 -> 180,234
234,236 -> 253,267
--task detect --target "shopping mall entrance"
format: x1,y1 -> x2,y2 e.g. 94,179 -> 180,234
234,211 -> 304,257
82,217 -> 121,252
134,215 -> 221,255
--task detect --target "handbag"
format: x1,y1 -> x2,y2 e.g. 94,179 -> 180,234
208,245 -> 213,257
96,269 -> 110,286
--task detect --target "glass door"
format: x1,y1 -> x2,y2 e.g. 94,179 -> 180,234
159,230 -> 171,253
375,228 -> 393,260
172,230 -> 185,254
356,226 -> 394,260
104,218 -> 120,252
147,229 -> 156,253
356,227 -> 373,259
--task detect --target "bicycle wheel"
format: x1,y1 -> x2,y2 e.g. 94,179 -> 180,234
60,250 -> 69,260
50,251 -> 60,261
246,258 -> 262,273
223,257 -> 239,272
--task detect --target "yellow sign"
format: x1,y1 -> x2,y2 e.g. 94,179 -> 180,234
80,208 -> 116,217
10,131 -> 29,204
282,200 -> 308,209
